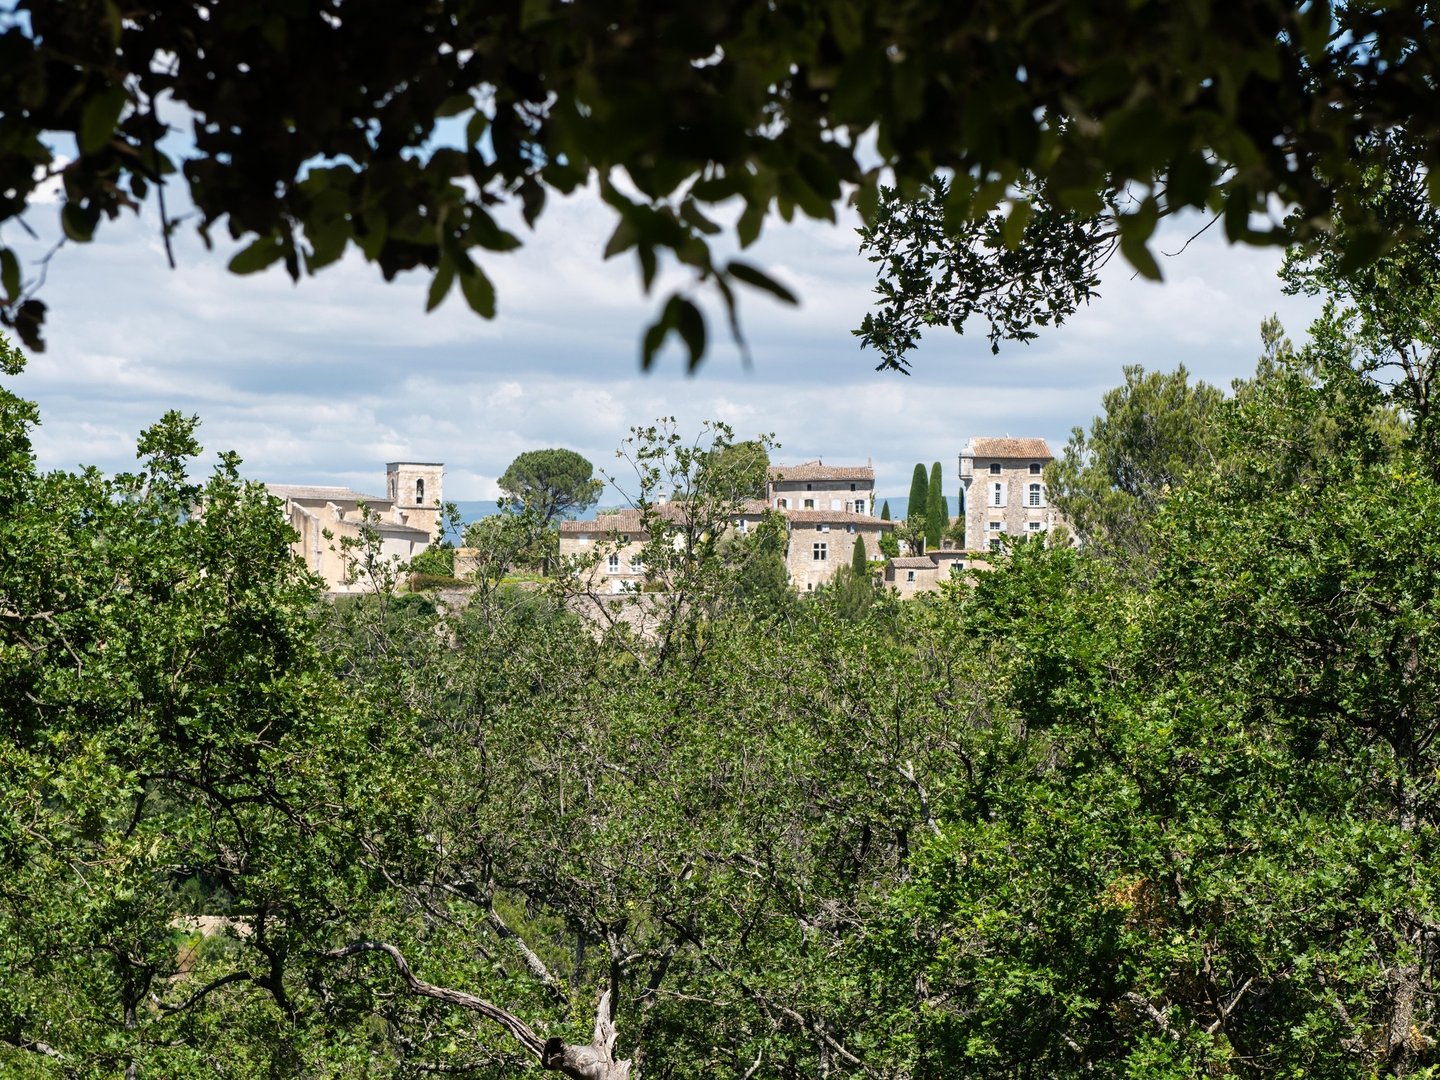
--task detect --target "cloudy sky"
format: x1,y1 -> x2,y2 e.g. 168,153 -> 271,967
9,179 -> 1324,503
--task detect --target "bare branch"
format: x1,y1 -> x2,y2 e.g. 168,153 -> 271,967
1123,991 -> 1181,1041
483,893 -> 570,1007
325,941 -> 545,1060
156,970 -> 256,1014
898,760 -> 941,837
326,943 -> 634,1079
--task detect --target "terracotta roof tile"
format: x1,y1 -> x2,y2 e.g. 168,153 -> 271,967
890,556 -> 939,568
767,463 -> 874,482
964,437 -> 1054,460
267,484 -> 391,505
784,511 -> 892,527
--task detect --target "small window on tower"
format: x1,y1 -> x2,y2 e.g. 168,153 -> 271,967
415,478 -> 425,504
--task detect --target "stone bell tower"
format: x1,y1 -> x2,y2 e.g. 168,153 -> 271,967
385,461 -> 444,538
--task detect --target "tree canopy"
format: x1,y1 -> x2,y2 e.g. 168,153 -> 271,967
4,1 -> 1440,361
8,314 -> 1440,1075
497,447 -> 604,526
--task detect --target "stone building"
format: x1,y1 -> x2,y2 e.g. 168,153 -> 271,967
957,437 -> 1066,551
557,460 -> 893,594
270,462 -> 443,592
885,555 -> 942,599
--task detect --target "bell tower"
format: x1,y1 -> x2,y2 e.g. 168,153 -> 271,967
385,461 -> 444,538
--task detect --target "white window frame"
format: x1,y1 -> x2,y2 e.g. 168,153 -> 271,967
989,462 -> 1002,475
607,553 -> 621,574
813,542 -> 828,561
804,498 -> 815,509
630,554 -> 644,572
991,482 -> 1006,507
1028,483 -> 1043,507
906,570 -> 916,583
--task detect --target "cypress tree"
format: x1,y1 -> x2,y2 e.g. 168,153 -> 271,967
851,535 -> 868,574
907,464 -> 928,553
880,500 -> 891,521
907,464 -> 928,524
926,461 -> 945,550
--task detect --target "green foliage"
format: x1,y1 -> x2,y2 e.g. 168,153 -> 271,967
851,534 -> 868,575
6,3 -> 1424,358
853,337 -> 1440,1078
1281,133 -> 1440,465
880,500 -> 891,521
925,461 -> 945,550
498,448 -> 604,526
407,542 -> 455,577
1047,363 -> 1225,560
1,347 -> 424,1075
856,174 -> 1113,370
878,528 -> 900,559
906,464 -> 928,553
700,438 -> 772,502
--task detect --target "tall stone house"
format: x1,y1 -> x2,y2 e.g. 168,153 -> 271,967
557,461 -> 892,594
269,462 -> 443,592
957,437 -> 1065,551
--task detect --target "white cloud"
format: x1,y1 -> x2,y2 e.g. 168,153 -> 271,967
8,187 -> 1325,500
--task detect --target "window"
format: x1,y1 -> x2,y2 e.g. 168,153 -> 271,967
846,524 -> 856,534
607,554 -> 620,573
803,498 -> 815,509
991,482 -> 1006,507
819,523 -> 830,533
630,554 -> 643,572
988,520 -> 1004,532
777,498 -> 788,508
989,462 -> 1002,475
949,562 -> 964,577
1028,483 -> 1043,507
989,538 -> 1003,552
1028,521 -> 1044,532
854,499 -> 866,514
813,542 -> 828,561
415,478 -> 425,504
906,570 -> 916,583
389,478 -> 397,500
1029,462 -> 1042,475
806,483 -> 813,490
849,483 -> 856,491
735,518 -> 748,535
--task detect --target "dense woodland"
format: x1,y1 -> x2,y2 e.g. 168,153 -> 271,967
4,231 -> 1440,1079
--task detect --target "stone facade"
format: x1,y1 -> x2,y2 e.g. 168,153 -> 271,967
557,507 -> 657,594
766,462 -> 875,517
557,461 -> 893,594
269,462 -> 443,592
784,511 -> 889,592
958,437 -> 1066,552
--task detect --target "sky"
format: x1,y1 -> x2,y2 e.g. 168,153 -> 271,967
8,179 -> 1326,504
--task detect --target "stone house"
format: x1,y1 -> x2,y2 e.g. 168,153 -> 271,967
957,437 -> 1067,551
885,555 -> 942,598
557,460 -> 893,594
270,462 -> 443,592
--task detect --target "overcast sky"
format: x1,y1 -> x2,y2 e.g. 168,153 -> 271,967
9,181 -> 1325,502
